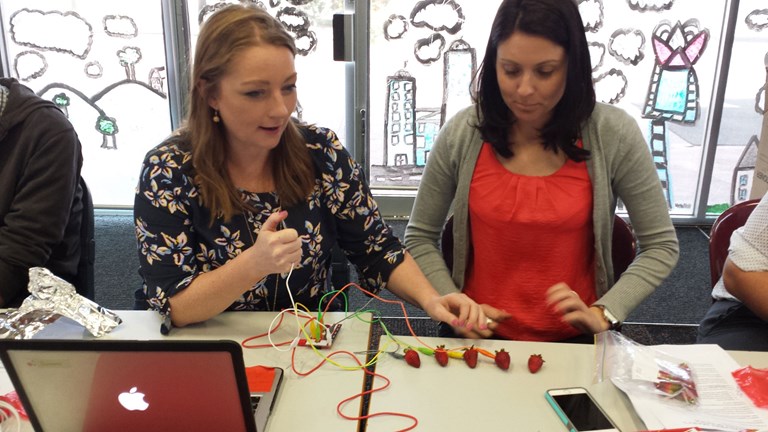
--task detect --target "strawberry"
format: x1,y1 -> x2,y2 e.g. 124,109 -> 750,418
434,345 -> 449,367
403,348 -> 420,368
463,346 -> 479,369
527,354 -> 544,373
494,348 -> 510,371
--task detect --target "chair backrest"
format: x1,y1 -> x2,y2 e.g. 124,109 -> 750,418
440,214 -> 636,283
611,215 -> 636,283
74,177 -> 95,300
708,198 -> 760,287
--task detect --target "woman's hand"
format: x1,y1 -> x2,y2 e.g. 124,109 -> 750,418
422,292 -> 492,335
451,303 -> 512,339
248,210 -> 302,276
546,282 -> 609,334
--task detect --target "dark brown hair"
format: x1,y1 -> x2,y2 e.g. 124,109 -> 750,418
474,0 -> 595,161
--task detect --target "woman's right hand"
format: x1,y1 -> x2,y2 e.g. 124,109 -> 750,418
452,303 -> 512,339
249,210 -> 302,276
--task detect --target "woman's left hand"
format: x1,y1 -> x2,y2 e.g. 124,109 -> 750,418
422,292 -> 491,335
546,282 -> 609,334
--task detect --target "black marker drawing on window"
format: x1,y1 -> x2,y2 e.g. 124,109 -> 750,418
608,28 -> 645,66
588,41 -> 606,72
103,15 -> 138,38
384,14 -> 408,41
626,0 -> 675,13
641,19 -> 709,207
594,68 -> 628,105
745,9 -> 768,32
578,0 -> 604,33
409,0 -> 465,35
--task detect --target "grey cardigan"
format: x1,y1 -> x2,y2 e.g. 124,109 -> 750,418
404,103 -> 679,322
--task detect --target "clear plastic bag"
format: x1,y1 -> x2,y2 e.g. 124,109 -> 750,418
595,330 -> 699,405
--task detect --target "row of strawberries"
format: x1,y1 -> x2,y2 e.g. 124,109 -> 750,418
401,345 -> 544,373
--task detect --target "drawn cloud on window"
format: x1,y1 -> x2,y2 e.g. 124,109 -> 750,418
745,9 -> 768,32
609,29 -> 645,66
270,0 -> 281,7
594,68 -> 628,104
588,41 -> 606,71
626,0 -> 674,12
410,0 -> 464,35
14,50 -> 47,81
578,0 -> 603,33
414,33 -> 446,65
85,61 -> 103,79
276,7 -> 317,55
103,15 -> 138,38
276,7 -> 309,32
384,14 -> 409,40
10,9 -> 93,59
293,29 -> 317,56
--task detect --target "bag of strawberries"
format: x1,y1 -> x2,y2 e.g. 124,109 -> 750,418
594,331 -> 699,406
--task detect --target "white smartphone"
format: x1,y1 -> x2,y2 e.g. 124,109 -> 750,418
545,387 -> 620,432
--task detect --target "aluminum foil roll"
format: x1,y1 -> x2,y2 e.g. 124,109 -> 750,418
0,267 -> 122,339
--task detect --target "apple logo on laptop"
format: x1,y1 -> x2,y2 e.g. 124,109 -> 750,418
118,387 -> 149,411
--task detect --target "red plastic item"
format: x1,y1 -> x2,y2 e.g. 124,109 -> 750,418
732,366 -> 768,408
245,365 -> 277,393
0,391 -> 28,420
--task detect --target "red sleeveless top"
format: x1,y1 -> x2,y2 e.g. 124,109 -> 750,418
463,142 -> 596,341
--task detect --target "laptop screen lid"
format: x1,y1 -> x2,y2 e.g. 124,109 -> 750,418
0,339 -> 282,432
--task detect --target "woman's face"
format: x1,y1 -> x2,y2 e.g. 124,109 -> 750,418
495,32 -> 567,129
208,44 -> 297,152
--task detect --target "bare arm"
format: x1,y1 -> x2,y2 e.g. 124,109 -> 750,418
386,252 -> 490,334
722,257 -> 768,321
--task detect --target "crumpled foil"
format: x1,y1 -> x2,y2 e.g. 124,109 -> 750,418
0,267 -> 122,339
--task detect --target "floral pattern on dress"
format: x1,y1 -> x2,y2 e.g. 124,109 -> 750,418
134,125 -> 405,328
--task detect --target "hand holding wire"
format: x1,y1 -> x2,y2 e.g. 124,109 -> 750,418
250,210 -> 302,275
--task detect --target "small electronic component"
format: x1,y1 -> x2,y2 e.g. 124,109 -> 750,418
297,322 -> 342,349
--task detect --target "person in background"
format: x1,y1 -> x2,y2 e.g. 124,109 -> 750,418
133,4 -> 487,334
0,77 -> 84,307
404,0 -> 679,341
697,193 -> 768,351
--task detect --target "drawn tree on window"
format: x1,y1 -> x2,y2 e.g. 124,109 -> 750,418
52,92 -> 70,117
96,115 -> 119,149
117,46 -> 142,80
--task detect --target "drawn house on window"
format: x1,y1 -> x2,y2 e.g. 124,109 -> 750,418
415,108 -> 441,166
384,70 -> 417,167
732,135 -> 759,205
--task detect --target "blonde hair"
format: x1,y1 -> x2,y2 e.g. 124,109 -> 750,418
184,4 -> 314,221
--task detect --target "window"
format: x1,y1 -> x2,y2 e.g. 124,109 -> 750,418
0,0 -> 345,207
366,0 -> 762,222
0,0 -> 172,207
2,0 -> 765,222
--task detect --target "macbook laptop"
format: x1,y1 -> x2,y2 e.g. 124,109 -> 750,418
0,339 -> 282,432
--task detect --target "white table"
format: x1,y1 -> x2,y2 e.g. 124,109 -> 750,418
6,310 -> 374,432
364,335 -> 768,432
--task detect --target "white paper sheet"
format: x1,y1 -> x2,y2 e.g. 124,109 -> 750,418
616,344 -> 768,431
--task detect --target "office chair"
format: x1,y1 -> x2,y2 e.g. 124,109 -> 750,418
74,177 -> 96,300
611,215 -> 636,283
708,198 -> 760,287
441,214 -> 636,283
